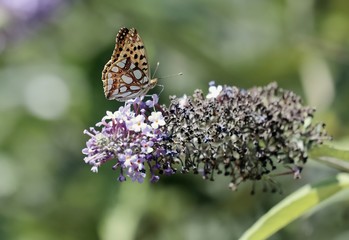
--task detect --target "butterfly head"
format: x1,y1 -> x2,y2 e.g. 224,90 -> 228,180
149,78 -> 158,89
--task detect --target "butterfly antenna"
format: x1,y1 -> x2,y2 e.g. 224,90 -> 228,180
152,62 -> 183,79
158,72 -> 183,80
152,62 -> 160,79
156,72 -> 182,97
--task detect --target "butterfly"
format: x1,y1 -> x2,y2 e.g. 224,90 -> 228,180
102,27 -> 158,101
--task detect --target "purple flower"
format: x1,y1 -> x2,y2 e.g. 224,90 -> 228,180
150,175 -> 160,183
208,80 -> 216,86
82,96 -> 171,183
141,140 -> 154,154
118,149 -> 137,168
126,114 -> 146,132
128,168 -> 146,183
148,112 -> 166,129
117,175 -> 126,182
146,94 -> 159,108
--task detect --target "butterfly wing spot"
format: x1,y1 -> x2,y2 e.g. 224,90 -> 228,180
121,75 -> 133,84
130,85 -> 141,91
119,86 -> 127,93
111,66 -> 119,73
117,91 -> 135,100
130,63 -> 136,70
116,59 -> 127,68
133,69 -> 142,79
107,78 -> 114,91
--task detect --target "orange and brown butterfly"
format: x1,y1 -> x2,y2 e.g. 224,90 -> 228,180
102,27 -> 158,101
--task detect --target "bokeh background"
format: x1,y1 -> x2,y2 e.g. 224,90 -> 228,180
1,0 -> 349,239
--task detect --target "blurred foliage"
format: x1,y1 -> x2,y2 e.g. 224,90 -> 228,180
1,0 -> 349,239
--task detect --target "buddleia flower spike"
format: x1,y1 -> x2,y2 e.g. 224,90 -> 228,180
102,27 -> 158,101
83,81 -> 331,192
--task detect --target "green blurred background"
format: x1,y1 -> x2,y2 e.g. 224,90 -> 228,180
1,0 -> 349,239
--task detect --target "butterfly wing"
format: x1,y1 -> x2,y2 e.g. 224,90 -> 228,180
103,57 -> 151,101
102,27 -> 129,82
121,28 -> 151,77
102,27 -> 156,101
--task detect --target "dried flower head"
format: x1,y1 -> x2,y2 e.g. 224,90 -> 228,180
82,83 -> 330,191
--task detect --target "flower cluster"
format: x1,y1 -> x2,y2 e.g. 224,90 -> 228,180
83,95 -> 168,183
83,82 -> 330,191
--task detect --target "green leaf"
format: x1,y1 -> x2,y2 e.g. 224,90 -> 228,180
239,173 -> 349,240
310,144 -> 349,172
